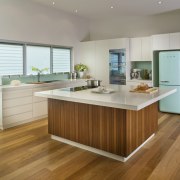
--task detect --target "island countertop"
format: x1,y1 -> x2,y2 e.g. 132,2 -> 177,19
35,85 -> 176,111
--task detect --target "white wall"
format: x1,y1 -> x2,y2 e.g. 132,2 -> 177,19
0,0 -> 90,65
89,10 -> 180,40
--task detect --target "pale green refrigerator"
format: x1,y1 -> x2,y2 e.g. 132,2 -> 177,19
159,51 -> 180,114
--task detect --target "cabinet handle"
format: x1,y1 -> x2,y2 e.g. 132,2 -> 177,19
160,81 -> 169,83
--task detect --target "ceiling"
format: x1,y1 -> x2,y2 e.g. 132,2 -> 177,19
32,0 -> 180,20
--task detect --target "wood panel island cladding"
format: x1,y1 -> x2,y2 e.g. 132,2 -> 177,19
48,99 -> 158,157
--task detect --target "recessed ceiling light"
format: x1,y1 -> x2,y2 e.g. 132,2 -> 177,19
110,6 -> 114,9
158,1 -> 163,5
75,9 -> 78,13
52,2 -> 55,5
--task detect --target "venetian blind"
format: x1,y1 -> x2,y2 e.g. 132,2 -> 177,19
53,48 -> 71,73
0,44 -> 23,75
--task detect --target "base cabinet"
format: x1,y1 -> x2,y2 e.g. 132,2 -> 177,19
1,80 -> 86,129
33,101 -> 47,119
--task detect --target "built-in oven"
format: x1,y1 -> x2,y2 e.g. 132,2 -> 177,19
109,49 -> 126,85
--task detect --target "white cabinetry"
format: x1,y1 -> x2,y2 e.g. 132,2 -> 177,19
79,41 -> 109,84
152,33 -> 180,51
79,41 -> 96,76
108,38 -> 129,50
2,87 -> 33,128
79,38 -> 130,84
142,37 -> 152,61
169,33 -> 180,49
152,34 -> 170,50
130,37 -> 151,61
95,40 -> 109,85
130,38 -> 141,61
1,80 -> 86,129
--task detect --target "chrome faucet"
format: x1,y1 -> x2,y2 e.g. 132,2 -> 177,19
37,72 -> 40,82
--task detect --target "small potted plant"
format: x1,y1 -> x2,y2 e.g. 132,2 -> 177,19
74,63 -> 88,78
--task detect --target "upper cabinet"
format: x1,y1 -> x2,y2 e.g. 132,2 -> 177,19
152,33 -> 180,50
169,33 -> 180,49
130,38 -> 141,61
108,38 -> 129,50
152,34 -> 169,50
130,37 -> 152,61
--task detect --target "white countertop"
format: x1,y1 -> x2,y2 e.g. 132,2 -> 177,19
35,85 -> 176,111
0,79 -> 86,90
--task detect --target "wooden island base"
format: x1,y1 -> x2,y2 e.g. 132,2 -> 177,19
48,99 -> 158,162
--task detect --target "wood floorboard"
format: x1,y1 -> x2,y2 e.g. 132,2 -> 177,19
0,114 -> 179,180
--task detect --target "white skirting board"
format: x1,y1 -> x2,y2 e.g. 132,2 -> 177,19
51,133 -> 155,162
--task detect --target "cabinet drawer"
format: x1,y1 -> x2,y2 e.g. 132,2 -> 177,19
33,101 -> 47,118
3,97 -> 32,108
3,89 -> 32,100
3,104 -> 33,118
3,112 -> 32,125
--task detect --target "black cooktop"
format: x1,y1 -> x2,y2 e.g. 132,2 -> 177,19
60,86 -> 95,92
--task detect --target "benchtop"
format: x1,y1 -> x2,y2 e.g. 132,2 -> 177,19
35,85 -> 176,111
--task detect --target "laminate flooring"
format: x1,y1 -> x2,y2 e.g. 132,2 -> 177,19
0,113 -> 179,180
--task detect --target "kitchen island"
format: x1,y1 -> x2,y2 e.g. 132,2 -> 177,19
35,85 -> 176,162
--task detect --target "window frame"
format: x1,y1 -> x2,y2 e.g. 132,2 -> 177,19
0,39 -> 72,76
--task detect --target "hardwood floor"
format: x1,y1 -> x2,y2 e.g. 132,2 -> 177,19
0,114 -> 179,180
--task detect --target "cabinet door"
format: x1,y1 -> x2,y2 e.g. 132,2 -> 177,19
152,34 -> 169,50
33,101 -> 47,118
108,38 -> 129,50
141,37 -> 152,61
130,38 -> 141,61
170,33 -> 180,49
95,40 -> 109,85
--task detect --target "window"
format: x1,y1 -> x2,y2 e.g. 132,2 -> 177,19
0,43 -> 23,75
53,48 -> 71,73
26,46 -> 51,75
0,41 -> 71,76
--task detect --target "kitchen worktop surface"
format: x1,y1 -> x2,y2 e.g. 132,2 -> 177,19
0,79 -> 86,90
35,85 -> 176,111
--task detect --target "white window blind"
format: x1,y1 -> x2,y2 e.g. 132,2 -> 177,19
53,48 -> 71,73
0,44 -> 23,75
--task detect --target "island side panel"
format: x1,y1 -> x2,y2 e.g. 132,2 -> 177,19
48,99 -> 127,157
48,99 -> 158,158
125,102 -> 158,156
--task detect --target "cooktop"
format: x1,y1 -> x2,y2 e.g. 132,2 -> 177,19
60,86 -> 95,92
